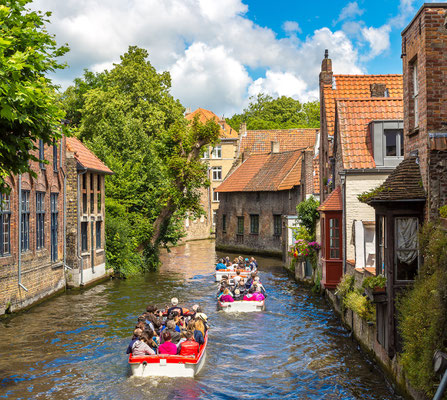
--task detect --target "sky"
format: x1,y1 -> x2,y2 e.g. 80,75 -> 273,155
29,0 -> 440,117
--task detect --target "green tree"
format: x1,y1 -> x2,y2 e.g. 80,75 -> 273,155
226,93 -> 320,131
0,0 -> 69,193
296,196 -> 320,238
65,46 -> 220,275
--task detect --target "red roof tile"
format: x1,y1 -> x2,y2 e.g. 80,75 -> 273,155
66,137 -> 113,174
336,98 -> 403,169
216,150 -> 303,192
185,108 -> 238,139
323,75 -> 403,140
318,186 -> 342,211
239,129 -> 317,154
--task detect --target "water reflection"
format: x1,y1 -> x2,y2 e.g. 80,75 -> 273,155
0,240 -> 401,399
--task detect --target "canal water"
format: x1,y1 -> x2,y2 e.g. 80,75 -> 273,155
0,240 -> 401,400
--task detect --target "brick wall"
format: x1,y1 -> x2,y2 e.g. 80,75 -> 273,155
300,149 -> 315,200
216,188 -> 300,254
402,4 -> 447,217
0,138 -> 66,315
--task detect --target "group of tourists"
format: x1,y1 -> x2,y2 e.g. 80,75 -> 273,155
215,256 -> 258,272
217,256 -> 266,303
126,298 -> 208,357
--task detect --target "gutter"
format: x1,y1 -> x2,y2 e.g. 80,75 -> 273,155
60,141 -> 71,272
18,175 -> 28,292
340,172 -> 347,274
77,167 -> 87,286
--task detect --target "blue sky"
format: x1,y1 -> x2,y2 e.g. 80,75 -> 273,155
30,0 -> 434,116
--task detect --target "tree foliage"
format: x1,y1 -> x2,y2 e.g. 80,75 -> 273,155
0,0 -> 69,193
62,46 -> 220,275
296,196 -> 320,238
226,93 -> 320,131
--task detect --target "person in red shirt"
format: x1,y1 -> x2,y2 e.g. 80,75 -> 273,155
158,331 -> 177,355
179,331 -> 199,357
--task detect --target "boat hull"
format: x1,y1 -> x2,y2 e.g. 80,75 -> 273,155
129,334 -> 208,378
218,300 -> 265,313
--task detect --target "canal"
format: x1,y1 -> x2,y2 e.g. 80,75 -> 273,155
0,240 -> 401,399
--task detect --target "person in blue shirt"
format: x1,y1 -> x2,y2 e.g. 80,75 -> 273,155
215,258 -> 227,270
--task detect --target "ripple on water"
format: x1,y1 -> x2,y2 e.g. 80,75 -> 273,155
0,241 -> 401,400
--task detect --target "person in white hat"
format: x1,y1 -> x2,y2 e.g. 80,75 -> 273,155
167,297 -> 183,316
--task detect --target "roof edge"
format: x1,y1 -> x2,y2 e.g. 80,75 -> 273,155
402,3 -> 447,36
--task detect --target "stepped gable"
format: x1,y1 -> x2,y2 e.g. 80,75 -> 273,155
365,157 -> 426,204
240,128 -> 317,154
324,74 -> 403,140
216,150 -> 303,193
318,186 -> 342,211
66,137 -> 113,174
336,97 -> 404,169
185,108 -> 238,139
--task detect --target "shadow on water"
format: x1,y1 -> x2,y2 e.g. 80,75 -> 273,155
0,239 -> 402,399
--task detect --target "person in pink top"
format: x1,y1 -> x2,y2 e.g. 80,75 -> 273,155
158,331 -> 178,355
219,288 -> 234,303
243,287 -> 255,301
252,286 -> 265,301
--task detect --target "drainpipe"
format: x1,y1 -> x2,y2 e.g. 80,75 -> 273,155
60,156 -> 70,272
340,171 -> 347,274
77,168 -> 87,286
433,351 -> 447,400
18,175 -> 28,292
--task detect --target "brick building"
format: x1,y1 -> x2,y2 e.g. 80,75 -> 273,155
183,108 -> 239,240
364,3 -> 447,359
215,148 -> 314,256
65,137 -> 113,287
0,138 -> 67,314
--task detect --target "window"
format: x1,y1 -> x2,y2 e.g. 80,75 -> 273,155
273,215 -> 282,236
53,140 -> 58,172
21,190 -> 30,252
329,218 -> 340,259
39,140 -> 45,169
395,217 -> 419,281
90,192 -> 95,213
82,173 -> 87,190
97,175 -> 102,212
222,214 -> 227,232
81,222 -> 88,252
213,189 -> 219,202
0,194 -> 11,256
250,214 -> 259,234
51,193 -> 58,261
36,192 -> 45,249
90,173 -> 94,191
212,211 -> 217,226
202,148 -> 210,159
384,129 -> 404,157
377,216 -> 386,275
212,166 -> 222,181
412,61 -> 419,127
96,221 -> 102,249
212,145 -> 222,159
237,216 -> 244,235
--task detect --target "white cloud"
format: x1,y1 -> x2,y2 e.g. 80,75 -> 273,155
283,21 -> 302,34
335,2 -> 364,24
361,25 -> 392,60
30,0 -> 367,115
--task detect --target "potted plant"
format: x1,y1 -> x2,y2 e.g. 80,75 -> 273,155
362,275 -> 387,303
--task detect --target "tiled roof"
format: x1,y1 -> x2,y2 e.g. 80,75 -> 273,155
239,129 -> 318,154
365,157 -> 426,203
323,74 -> 403,140
318,186 -> 342,211
66,137 -> 113,174
216,150 -> 303,192
185,108 -> 238,139
336,98 -> 403,169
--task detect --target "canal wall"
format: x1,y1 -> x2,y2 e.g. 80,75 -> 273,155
284,262 -> 427,400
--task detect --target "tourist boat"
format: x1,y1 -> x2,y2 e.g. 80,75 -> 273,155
128,333 -> 208,378
218,300 -> 265,313
215,269 -> 251,282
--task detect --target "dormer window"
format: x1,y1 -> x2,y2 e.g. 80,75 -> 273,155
370,120 -> 404,167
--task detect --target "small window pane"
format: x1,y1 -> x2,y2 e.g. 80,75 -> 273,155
250,214 -> 259,234
385,130 -> 397,156
237,217 -> 244,234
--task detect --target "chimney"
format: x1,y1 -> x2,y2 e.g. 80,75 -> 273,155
239,122 -> 247,136
185,107 -> 191,116
271,141 -> 280,154
319,49 -> 333,86
370,83 -> 387,97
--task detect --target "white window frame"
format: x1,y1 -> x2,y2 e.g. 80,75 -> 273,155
202,147 -> 210,159
212,145 -> 222,159
213,189 -> 219,202
212,166 -> 222,181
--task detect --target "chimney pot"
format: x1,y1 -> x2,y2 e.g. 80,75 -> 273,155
271,141 -> 280,154
370,83 -> 387,97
